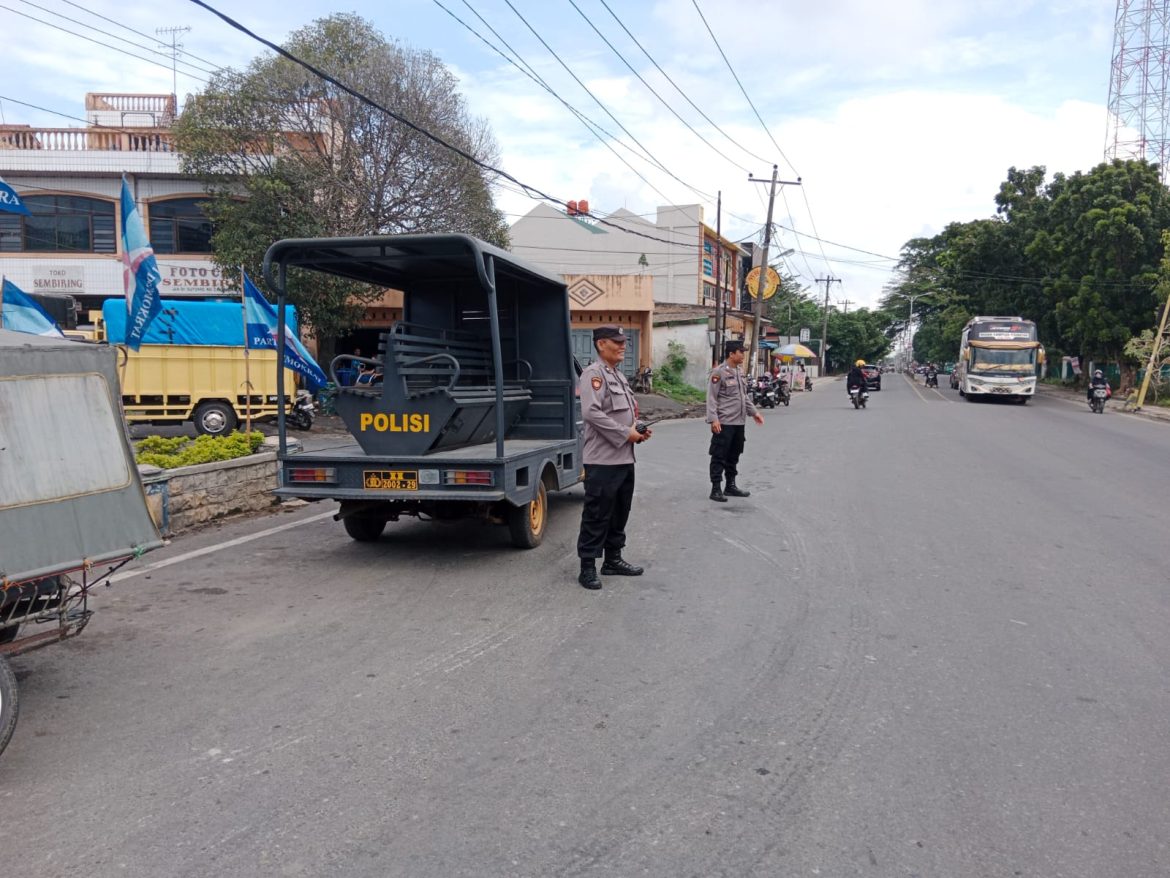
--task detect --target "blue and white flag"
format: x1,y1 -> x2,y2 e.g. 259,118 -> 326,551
1,278 -> 65,337
0,176 -> 30,216
243,272 -> 327,390
119,176 -> 162,351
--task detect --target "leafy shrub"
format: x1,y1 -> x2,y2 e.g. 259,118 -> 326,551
655,340 -> 707,404
136,431 -> 264,469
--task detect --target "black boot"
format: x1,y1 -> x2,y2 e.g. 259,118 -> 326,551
601,552 -> 643,576
578,559 -> 602,590
710,482 -> 727,502
724,481 -> 751,497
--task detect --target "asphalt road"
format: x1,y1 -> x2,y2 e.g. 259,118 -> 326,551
3,375 -> 1168,877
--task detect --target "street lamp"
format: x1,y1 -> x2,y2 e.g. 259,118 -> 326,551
890,291 -> 934,363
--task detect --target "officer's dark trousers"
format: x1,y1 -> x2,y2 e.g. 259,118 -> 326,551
577,463 -> 635,559
709,424 -> 746,483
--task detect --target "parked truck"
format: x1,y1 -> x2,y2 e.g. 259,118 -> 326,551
96,299 -> 307,435
262,233 -> 585,548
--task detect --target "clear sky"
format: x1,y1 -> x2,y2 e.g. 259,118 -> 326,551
1,0 -> 1119,306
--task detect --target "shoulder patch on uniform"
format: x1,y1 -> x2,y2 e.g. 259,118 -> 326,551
711,375 -> 720,383
591,376 -> 603,391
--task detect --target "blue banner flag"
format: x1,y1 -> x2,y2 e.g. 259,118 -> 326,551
243,272 -> 327,390
1,278 -> 65,337
0,176 -> 30,216
120,176 -> 162,351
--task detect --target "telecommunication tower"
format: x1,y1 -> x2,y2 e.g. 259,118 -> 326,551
1105,1 -> 1170,181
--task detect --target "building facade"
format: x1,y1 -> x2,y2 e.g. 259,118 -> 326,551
0,94 -> 233,320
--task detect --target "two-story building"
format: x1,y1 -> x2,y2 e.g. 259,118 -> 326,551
0,94 -> 234,322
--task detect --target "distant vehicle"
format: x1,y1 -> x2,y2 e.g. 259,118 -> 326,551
955,316 -> 1042,404
860,364 -> 881,390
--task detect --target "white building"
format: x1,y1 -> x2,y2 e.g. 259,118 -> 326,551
0,93 -> 231,322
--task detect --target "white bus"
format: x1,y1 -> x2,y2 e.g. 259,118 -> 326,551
956,316 -> 1042,403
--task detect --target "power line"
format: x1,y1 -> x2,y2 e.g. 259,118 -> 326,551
0,3 -> 210,83
58,0 -> 223,69
433,0 -> 676,207
499,0 -> 716,202
13,0 -> 216,76
183,0 -> 701,251
595,0 -> 772,168
566,0 -> 750,174
689,0 -> 796,177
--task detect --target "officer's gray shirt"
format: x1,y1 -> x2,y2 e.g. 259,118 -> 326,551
705,361 -> 758,425
579,359 -> 636,464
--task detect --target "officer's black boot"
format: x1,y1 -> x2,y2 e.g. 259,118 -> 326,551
724,480 -> 751,498
578,559 -> 602,590
709,481 -> 727,502
601,551 -> 643,576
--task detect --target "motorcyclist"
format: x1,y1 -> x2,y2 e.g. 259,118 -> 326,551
1087,369 -> 1110,401
925,363 -> 938,387
846,359 -> 867,394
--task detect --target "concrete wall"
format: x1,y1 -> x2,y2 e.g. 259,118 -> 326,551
140,452 -> 280,536
653,322 -> 713,389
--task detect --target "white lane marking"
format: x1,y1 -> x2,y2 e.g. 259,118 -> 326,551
109,510 -> 337,583
1009,618 -> 1029,626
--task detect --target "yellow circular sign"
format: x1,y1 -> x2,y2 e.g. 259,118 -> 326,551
746,266 -> 781,300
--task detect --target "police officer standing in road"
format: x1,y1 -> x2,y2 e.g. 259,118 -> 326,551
576,325 -> 652,590
706,339 -> 764,503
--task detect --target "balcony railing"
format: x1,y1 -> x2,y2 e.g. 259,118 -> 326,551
0,126 -> 175,152
86,93 -> 177,117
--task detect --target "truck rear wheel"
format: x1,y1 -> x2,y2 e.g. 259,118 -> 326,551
343,513 -> 386,542
508,481 -> 547,549
0,656 -> 18,758
194,402 -> 237,436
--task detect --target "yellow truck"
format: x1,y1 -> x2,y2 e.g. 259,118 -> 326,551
93,301 -> 310,435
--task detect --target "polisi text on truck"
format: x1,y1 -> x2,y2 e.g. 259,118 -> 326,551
359,412 -> 431,433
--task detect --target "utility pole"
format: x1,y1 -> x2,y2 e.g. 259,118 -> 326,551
746,165 -> 801,376
156,26 -> 191,102
712,191 -> 722,367
836,298 -> 855,315
816,276 -> 841,374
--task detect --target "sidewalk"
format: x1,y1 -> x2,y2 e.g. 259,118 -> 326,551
1035,381 -> 1170,423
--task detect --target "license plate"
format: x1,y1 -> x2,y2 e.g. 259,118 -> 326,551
364,470 -> 418,490
992,387 -> 1011,393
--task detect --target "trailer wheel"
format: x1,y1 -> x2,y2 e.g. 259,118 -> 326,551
194,402 -> 237,436
343,513 -> 386,542
0,656 -> 18,758
508,481 -> 547,549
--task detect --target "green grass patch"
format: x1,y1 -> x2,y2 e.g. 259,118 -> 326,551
654,377 -> 706,404
135,432 -> 264,469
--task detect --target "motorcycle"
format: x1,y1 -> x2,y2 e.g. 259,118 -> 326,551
1090,386 -> 1108,414
849,385 -> 868,409
805,375 -> 813,392
925,370 -> 938,388
288,388 -> 316,430
777,378 -> 791,406
753,376 -> 778,409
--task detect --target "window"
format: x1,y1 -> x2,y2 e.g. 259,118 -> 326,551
0,195 -> 116,253
149,197 -> 213,254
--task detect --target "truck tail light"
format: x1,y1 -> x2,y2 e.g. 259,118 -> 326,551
287,467 -> 337,483
445,470 -> 494,486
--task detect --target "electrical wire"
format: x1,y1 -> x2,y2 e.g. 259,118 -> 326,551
499,0 -> 716,202
566,0 -> 750,175
183,0 -> 700,250
433,0 -> 677,207
13,0 -> 217,76
0,4 -> 210,83
689,0 -> 796,177
57,0 -> 224,70
595,0 -> 772,168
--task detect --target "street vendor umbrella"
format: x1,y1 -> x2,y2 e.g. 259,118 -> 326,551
776,342 -> 817,358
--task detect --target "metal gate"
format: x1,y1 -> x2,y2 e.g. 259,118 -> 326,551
571,328 -> 639,377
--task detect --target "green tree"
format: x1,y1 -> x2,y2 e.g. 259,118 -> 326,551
174,13 -> 509,356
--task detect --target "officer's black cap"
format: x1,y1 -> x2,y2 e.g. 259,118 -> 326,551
593,325 -> 626,342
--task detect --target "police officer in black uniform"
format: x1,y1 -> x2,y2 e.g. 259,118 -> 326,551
575,325 -> 652,590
